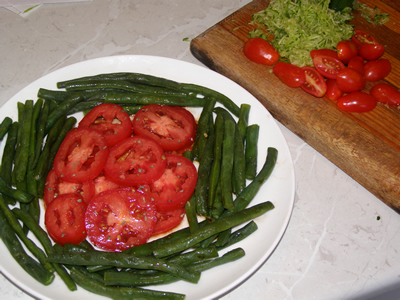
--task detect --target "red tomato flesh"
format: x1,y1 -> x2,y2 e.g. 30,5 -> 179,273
243,38 -> 280,66
152,207 -> 186,236
300,66 -> 327,97
351,29 -> 379,47
310,49 -> 338,60
313,55 -> 345,79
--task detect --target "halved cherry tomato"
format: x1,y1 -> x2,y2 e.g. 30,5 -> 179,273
337,40 -> 358,64
310,49 -> 339,60
337,92 -> 377,112
45,193 -> 87,246
243,38 -> 280,66
351,29 -> 379,47
53,127 -> 109,183
43,169 -> 95,206
325,79 -> 344,101
132,104 -> 196,152
347,56 -> 365,74
313,55 -> 345,79
336,68 -> 366,93
85,187 -> 158,252
150,154 -> 197,212
104,136 -> 166,186
359,43 -> 385,61
79,103 -> 133,147
364,59 -> 391,82
300,66 -> 327,97
273,62 -> 305,88
152,207 -> 185,236
370,83 -> 400,106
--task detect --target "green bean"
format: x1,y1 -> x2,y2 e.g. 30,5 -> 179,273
37,88 -> 78,102
0,116 -> 12,141
0,210 -> 54,285
245,124 -> 260,180
211,181 -> 224,220
237,103 -> 251,142
0,176 -> 34,203
105,93 -> 204,107
185,194 -> 199,233
167,247 -> 218,266
153,201 -> 274,258
220,118 -> 235,212
32,100 -> 50,168
215,220 -> 258,250
189,247 -> 245,271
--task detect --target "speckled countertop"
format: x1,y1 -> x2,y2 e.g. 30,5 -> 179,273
1,1 -> 400,299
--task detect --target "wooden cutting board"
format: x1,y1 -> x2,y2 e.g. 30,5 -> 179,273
190,0 -> 400,212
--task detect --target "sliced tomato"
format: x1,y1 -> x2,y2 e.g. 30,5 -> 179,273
150,154 -> 197,212
337,92 -> 377,113
132,104 -> 196,152
79,103 -> 133,147
53,127 -> 109,183
313,55 -> 345,79
243,38 -> 280,66
310,49 -> 339,60
358,43 -> 385,61
85,187 -> 157,252
364,59 -> 391,82
300,66 -> 327,97
93,172 -> 121,195
273,62 -> 306,88
347,56 -> 365,74
45,193 -> 87,246
337,40 -> 358,64
325,79 -> 344,101
152,207 -> 186,236
351,29 -> 379,47
43,169 -> 95,206
336,68 -> 366,93
104,136 -> 166,186
370,83 -> 400,106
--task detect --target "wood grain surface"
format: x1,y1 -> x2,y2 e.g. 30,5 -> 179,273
190,0 -> 400,212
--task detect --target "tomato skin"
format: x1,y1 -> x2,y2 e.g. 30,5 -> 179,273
358,43 -> 385,61
325,79 -> 344,101
310,49 -> 338,60
243,38 -> 280,66
337,92 -> 377,112
45,193 -> 87,246
313,55 -> 345,79
347,56 -> 365,74
370,83 -> 400,106
273,62 -> 305,88
364,59 -> 391,82
300,66 -> 327,98
337,40 -> 358,64
351,29 -> 378,47
152,207 -> 185,236
336,68 -> 366,93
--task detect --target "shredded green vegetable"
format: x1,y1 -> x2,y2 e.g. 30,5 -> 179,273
354,1 -> 390,25
249,0 -> 354,67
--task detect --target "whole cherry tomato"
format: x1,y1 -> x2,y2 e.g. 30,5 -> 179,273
300,66 -> 327,98
351,29 -> 379,47
359,43 -> 385,61
347,56 -> 365,74
336,68 -> 366,93
273,62 -> 305,88
313,55 -> 345,79
337,40 -> 358,64
310,49 -> 339,59
337,92 -> 377,113
364,59 -> 391,82
243,38 -> 280,66
370,83 -> 400,106
325,79 -> 344,101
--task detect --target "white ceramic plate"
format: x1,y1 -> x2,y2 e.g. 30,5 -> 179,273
0,55 -> 295,300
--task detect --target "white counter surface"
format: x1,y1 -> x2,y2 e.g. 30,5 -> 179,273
1,1 -> 400,299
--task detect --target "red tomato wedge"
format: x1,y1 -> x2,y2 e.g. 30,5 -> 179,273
152,207 -> 186,236
85,187 -> 158,252
79,103 -> 133,147
43,169 -> 95,206
53,127 -> 109,183
310,49 -> 338,60
337,92 -> 377,113
103,136 -> 166,186
150,154 -> 197,212
243,37 -> 280,66
313,55 -> 345,79
273,62 -> 305,88
370,83 -> 400,106
132,104 -> 196,152
45,193 -> 87,246
300,66 -> 327,97
351,29 -> 379,47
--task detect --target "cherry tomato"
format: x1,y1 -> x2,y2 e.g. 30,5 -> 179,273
85,187 -> 158,252
313,55 -> 345,79
79,103 -> 133,147
300,66 -> 327,98
53,127 -> 109,183
337,40 -> 358,64
351,29 -> 379,47
310,49 -> 339,60
370,83 -> 400,106
43,169 -> 95,206
337,92 -> 377,112
243,38 -> 280,66
325,79 -> 344,101
336,68 -> 366,93
347,56 -> 365,74
103,136 -> 166,186
152,207 -> 185,236
359,43 -> 385,61
364,59 -> 391,82
45,193 -> 87,246
132,104 -> 196,152
150,154 -> 198,212
273,62 -> 305,88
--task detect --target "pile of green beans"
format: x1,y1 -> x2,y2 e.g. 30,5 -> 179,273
0,71 -> 278,299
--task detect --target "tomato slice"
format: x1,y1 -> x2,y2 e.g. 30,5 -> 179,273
273,62 -> 306,88
370,83 -> 400,106
243,38 -> 280,66
351,29 -> 379,47
337,92 -> 377,113
313,55 -> 345,79
310,49 -> 339,60
132,104 -> 196,152
93,172 -> 121,195
300,66 -> 327,97
43,169 -> 95,206
152,207 -> 186,236
53,127 -> 109,183
85,187 -> 157,252
150,154 -> 197,212
103,136 -> 166,186
45,193 -> 87,246
79,103 -> 133,147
